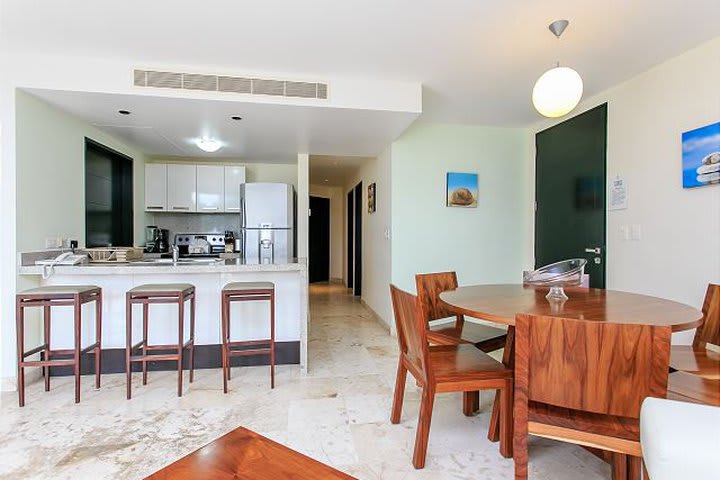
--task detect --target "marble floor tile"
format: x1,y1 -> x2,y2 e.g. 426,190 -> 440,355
0,282 -> 610,479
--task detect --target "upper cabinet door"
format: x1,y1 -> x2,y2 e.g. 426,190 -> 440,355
145,163 -> 167,211
224,166 -> 246,212
196,165 -> 224,213
167,164 -> 197,212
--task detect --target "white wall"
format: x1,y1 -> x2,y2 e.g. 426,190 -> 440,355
344,148 -> 393,328
16,90 -> 150,250
297,153 -> 309,260
531,37 -> 720,343
391,123 -> 532,295
309,184 -> 344,280
2,90 -> 151,388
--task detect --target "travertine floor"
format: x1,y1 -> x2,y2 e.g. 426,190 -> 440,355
0,283 -> 609,479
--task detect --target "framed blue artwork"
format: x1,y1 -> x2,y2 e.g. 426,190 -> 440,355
446,172 -> 478,207
682,122 -> 720,188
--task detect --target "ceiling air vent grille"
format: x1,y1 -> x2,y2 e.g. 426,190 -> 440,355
182,73 -> 217,91
218,76 -> 252,94
133,69 -> 328,100
252,78 -> 285,96
146,71 -> 183,89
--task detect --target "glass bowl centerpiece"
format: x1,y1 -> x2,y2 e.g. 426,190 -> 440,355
523,258 -> 588,301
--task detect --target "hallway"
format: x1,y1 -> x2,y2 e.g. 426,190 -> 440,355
0,283 -> 607,479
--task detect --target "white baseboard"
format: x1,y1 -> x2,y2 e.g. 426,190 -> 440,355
360,299 -> 394,336
1,369 -> 41,392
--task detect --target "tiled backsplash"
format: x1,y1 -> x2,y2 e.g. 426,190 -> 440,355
148,213 -> 241,244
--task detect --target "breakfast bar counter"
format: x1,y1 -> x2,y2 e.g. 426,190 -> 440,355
18,258 -> 309,372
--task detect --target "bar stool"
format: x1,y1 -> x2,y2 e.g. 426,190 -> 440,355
16,285 -> 102,407
221,282 -> 275,393
126,283 -> 195,399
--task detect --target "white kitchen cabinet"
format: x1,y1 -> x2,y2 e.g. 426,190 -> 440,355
144,163 -> 167,211
167,164 -> 197,212
224,165 -> 246,212
196,165 -> 224,213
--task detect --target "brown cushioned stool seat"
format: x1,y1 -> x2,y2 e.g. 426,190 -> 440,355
223,281 -> 275,291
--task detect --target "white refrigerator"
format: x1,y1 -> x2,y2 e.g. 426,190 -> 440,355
240,183 -> 295,262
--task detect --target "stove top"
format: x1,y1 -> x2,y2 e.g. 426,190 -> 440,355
174,232 -> 227,256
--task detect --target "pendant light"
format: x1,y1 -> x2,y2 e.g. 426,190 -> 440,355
532,19 -> 584,118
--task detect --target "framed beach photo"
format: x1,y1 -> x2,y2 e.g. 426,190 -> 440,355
446,172 -> 478,207
368,182 -> 376,213
682,122 -> 720,189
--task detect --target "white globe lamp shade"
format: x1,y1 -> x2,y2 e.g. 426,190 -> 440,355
532,66 -> 584,118
195,137 -> 223,153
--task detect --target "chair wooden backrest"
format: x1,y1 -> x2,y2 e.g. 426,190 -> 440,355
693,284 -> 720,350
415,272 -> 464,327
390,284 -> 431,382
515,314 -> 671,418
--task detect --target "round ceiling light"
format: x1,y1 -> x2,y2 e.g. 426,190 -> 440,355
532,66 -> 583,118
532,19 -> 583,118
195,137 -> 223,153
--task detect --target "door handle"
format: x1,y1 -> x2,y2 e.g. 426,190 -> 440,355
585,247 -> 601,254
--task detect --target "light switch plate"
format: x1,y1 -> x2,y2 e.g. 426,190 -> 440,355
45,236 -> 63,249
620,226 -> 630,241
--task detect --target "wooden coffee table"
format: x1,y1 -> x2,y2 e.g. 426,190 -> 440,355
145,426 -> 356,480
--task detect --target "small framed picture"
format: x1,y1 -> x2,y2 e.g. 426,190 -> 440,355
446,172 -> 478,207
368,183 -> 376,213
682,122 -> 720,189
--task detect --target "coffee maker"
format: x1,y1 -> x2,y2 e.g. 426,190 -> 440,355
145,226 -> 170,253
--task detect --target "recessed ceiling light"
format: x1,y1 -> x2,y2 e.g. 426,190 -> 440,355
231,115 -> 242,121
118,109 -> 131,115
195,137 -> 223,153
324,179 -> 329,182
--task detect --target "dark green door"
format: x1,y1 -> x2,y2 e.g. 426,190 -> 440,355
535,104 -> 607,288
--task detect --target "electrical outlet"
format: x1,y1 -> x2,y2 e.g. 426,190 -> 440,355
630,224 -> 641,241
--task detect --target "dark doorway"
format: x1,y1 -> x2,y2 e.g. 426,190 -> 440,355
309,196 -> 330,283
85,139 -> 134,247
535,104 -> 607,288
353,182 -> 362,296
346,190 -> 354,289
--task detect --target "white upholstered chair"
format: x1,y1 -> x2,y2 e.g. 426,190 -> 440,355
640,397 -> 720,480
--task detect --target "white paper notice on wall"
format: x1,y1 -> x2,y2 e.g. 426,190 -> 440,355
609,176 -> 628,210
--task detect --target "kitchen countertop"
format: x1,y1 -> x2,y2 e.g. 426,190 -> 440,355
18,258 -> 307,276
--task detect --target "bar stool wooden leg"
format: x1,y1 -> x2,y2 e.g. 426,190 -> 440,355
43,305 -> 51,392
222,293 -> 229,393
177,296 -> 184,397
126,293 -> 132,400
73,295 -> 81,404
142,303 -> 149,385
189,293 -> 196,383
95,293 -> 102,389
226,308 -> 232,381
16,300 -> 25,408
270,289 -> 275,389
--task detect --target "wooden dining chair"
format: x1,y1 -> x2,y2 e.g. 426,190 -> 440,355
669,283 -> 720,380
415,272 -> 507,353
389,284 -> 514,469
513,313 -> 672,480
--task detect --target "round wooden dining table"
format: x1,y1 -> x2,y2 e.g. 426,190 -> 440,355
438,284 -> 703,443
